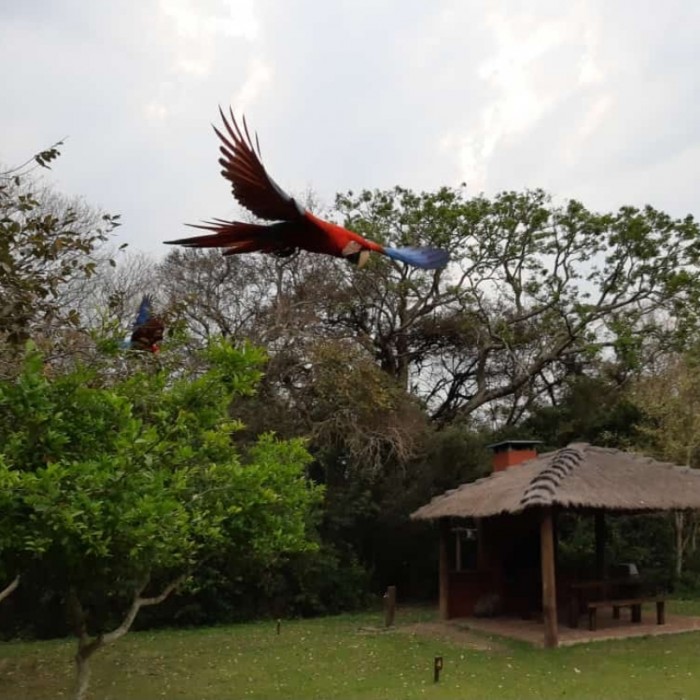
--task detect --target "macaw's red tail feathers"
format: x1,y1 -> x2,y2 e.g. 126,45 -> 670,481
164,221 -> 267,248
165,221 -> 291,256
383,246 -> 450,270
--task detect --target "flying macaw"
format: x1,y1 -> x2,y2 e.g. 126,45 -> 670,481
122,295 -> 164,353
164,107 -> 450,270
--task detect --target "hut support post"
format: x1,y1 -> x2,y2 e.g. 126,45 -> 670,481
439,519 -> 450,620
540,507 -> 558,648
595,511 -> 607,579
476,519 -> 485,569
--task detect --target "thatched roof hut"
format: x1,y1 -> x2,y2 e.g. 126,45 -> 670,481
412,443 -> 700,520
410,441 -> 700,648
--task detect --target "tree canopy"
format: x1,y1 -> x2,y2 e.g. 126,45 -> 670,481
160,186 -> 700,429
0,339 -> 321,698
0,146 -> 121,348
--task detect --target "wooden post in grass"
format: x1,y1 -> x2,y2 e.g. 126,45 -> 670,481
540,507 -> 558,648
384,585 -> 397,627
434,656 -> 443,682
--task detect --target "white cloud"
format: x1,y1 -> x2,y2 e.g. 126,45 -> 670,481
144,101 -> 170,122
159,0 -> 260,78
445,0 -> 608,192
160,0 -> 259,40
232,58 -> 273,113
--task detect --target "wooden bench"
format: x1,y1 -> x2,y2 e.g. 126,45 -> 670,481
587,597 -> 666,631
568,578 -> 643,628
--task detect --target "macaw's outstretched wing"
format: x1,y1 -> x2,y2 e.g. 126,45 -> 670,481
215,107 -> 304,222
130,295 -> 165,351
132,294 -> 153,329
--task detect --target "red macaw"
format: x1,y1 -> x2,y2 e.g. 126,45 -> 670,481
165,107 -> 449,270
124,295 -> 164,353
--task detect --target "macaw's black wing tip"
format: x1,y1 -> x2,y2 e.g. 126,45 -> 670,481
164,237 -> 198,245
164,225 -> 204,244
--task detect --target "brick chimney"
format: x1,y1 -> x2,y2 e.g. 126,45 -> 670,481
488,440 -> 541,472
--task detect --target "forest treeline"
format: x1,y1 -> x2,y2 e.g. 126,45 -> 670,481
3,148 -> 700,642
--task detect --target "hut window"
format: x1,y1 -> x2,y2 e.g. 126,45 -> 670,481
452,526 -> 478,571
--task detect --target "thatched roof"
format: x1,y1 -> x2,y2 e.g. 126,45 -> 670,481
411,443 -> 700,520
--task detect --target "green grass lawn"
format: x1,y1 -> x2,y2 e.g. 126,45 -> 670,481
2,601 -> 700,700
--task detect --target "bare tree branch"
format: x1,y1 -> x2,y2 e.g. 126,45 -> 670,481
0,574 -> 20,603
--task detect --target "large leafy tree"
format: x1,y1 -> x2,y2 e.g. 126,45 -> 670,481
0,455 -> 22,604
629,352 -> 700,579
330,186 -> 700,424
0,145 -> 120,350
0,340 -> 321,700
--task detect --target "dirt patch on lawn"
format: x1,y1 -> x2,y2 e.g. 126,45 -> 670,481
396,621 -> 504,652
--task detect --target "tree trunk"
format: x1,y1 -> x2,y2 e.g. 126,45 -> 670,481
74,651 -> 94,700
67,588 -> 104,700
67,575 -> 185,700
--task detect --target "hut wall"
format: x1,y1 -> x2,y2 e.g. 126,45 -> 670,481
447,570 -> 499,617
446,511 -> 543,618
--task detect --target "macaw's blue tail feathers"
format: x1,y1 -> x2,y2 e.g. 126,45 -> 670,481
383,246 -> 449,270
134,295 -> 153,328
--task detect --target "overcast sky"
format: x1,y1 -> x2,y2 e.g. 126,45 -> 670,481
2,0 -> 699,256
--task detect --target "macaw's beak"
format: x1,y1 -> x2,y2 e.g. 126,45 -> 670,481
342,240 -> 370,268
346,249 -> 370,268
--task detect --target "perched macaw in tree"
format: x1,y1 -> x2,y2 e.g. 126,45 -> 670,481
165,107 -> 449,270
123,295 -> 164,353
